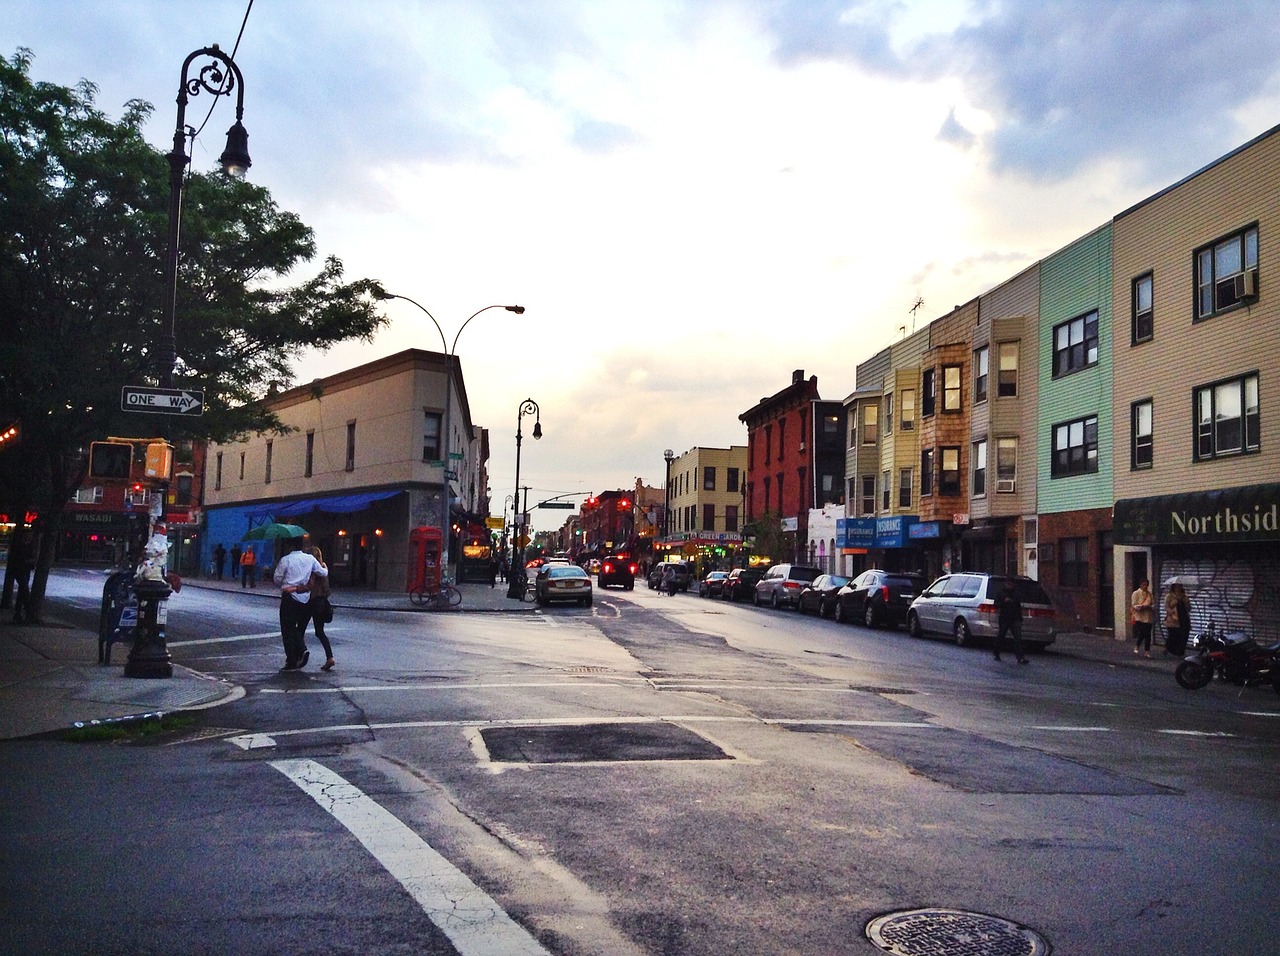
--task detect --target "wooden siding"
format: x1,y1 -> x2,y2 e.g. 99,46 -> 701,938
1037,224 -> 1115,515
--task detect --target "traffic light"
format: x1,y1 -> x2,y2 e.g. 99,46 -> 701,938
617,498 -> 631,511
89,442 -> 133,480
144,442 -> 173,480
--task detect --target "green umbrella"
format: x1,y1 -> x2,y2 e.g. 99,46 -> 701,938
241,522 -> 309,541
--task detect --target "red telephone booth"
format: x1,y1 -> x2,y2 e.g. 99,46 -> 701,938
407,526 -> 443,594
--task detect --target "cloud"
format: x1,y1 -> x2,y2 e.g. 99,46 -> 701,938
937,106 -> 975,148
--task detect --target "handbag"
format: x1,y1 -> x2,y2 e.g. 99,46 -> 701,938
322,599 -> 334,624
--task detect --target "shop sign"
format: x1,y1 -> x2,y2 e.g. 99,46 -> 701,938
874,515 -> 917,548
839,517 -> 876,549
781,517 -> 798,532
908,521 -> 944,539
1114,482 -> 1280,545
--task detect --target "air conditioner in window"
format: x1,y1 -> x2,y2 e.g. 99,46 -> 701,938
1231,270 -> 1259,300
997,478 -> 1016,494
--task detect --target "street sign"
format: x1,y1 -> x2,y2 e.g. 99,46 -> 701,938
538,501 -> 575,509
448,451 -> 464,460
121,386 -> 204,416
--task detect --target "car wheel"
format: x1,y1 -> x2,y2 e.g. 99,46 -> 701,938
953,618 -> 974,647
582,596 -> 592,607
625,582 -> 633,591
907,611 -> 923,638
770,591 -> 780,610
835,600 -> 849,624
797,599 -> 807,616
863,603 -> 878,629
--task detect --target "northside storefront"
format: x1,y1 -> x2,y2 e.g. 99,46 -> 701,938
1114,482 -> 1280,644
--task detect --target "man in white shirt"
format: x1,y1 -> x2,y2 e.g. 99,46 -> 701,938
274,539 -> 328,670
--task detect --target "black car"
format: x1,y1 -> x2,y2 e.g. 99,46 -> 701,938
721,567 -> 765,602
698,570 -> 729,598
835,569 -> 927,628
598,554 -> 637,590
796,574 -> 850,617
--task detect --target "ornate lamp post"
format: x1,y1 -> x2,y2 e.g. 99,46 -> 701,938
127,45 -> 250,680
374,293 -> 524,575
506,399 -> 541,599
662,448 -> 675,554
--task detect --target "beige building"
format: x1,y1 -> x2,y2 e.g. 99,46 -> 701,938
661,445 -> 748,565
201,349 -> 486,591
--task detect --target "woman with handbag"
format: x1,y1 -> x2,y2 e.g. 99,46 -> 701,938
306,546 -> 336,671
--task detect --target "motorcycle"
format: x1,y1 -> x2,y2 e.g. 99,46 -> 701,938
1174,622 -> 1280,695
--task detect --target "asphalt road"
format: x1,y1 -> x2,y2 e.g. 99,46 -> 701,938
6,572 -> 1279,955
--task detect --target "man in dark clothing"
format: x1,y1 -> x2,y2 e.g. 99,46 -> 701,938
229,544 -> 242,580
995,578 -> 1028,664
213,543 -> 227,580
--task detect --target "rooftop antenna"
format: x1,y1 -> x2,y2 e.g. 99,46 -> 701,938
909,296 -> 925,333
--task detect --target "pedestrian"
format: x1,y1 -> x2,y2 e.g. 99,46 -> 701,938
499,554 -> 509,583
240,546 -> 257,588
1163,582 -> 1192,657
213,543 -> 227,581
274,538 -> 327,670
489,554 -> 498,588
1131,577 -> 1155,656
994,577 -> 1028,664
304,545 -> 336,671
229,543 -> 242,580
664,565 -> 677,597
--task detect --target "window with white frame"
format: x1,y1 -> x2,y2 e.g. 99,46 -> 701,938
974,347 -> 989,403
943,365 -> 962,412
1053,310 -> 1099,377
1052,415 -> 1099,477
881,469 -> 891,511
997,343 -> 1018,397
1196,225 -> 1258,320
920,448 -> 935,497
884,392 -> 894,435
1131,399 -> 1153,470
1195,372 -> 1259,460
73,486 -> 104,504
922,368 -> 936,417
1132,272 -> 1153,344
898,467 -> 912,508
423,412 -> 442,462
860,475 -> 875,515
996,437 -> 1017,492
900,388 -> 915,430
972,439 -> 987,496
862,404 -> 878,444
940,446 -> 961,495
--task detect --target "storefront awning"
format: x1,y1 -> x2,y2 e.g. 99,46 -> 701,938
1113,482 -> 1280,546
248,490 -> 404,519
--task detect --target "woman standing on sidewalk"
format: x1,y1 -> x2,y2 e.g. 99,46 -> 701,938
1131,578 -> 1155,657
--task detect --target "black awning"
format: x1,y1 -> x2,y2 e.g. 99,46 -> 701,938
1113,482 -> 1280,546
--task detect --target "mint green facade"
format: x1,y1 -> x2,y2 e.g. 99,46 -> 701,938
1037,224 -> 1114,515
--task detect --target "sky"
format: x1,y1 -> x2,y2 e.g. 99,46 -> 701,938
9,1 -> 1280,533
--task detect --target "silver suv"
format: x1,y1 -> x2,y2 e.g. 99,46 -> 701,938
906,573 -> 1058,649
753,564 -> 821,609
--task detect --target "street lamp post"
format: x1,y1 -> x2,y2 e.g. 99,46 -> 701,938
506,399 -> 541,600
127,45 -> 251,680
662,449 -> 675,555
374,293 -> 524,576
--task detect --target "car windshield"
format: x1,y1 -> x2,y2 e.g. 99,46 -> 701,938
549,566 -> 588,580
884,574 -> 924,589
791,567 -> 820,583
988,576 -> 1053,605
828,575 -> 850,588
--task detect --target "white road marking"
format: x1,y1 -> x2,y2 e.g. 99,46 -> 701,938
271,759 -> 551,956
1158,729 -> 1237,738
167,631 -> 282,647
1030,726 -> 1113,732
228,733 -> 277,750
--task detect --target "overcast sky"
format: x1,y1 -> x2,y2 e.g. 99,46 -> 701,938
9,1 -> 1280,532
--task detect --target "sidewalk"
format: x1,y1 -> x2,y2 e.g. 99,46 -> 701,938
0,576 -> 1172,741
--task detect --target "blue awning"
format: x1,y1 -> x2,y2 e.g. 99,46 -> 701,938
247,490 -> 403,519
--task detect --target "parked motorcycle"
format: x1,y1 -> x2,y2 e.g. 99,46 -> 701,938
1174,622 -> 1280,695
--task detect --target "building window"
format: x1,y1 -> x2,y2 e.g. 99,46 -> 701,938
1196,225 -> 1258,319
73,486 -> 104,504
823,414 -> 840,436
997,343 -> 1018,397
996,437 -> 1017,492
1059,537 -> 1089,588
940,446 -> 961,495
942,364 -> 962,412
898,468 -> 912,509
239,452 -> 245,481
922,368 -> 936,417
725,468 -> 737,493
1052,415 -> 1099,477
1131,399 -> 1153,470
860,475 -> 875,515
972,439 -> 987,497
703,466 -> 716,491
726,505 -> 738,532
1053,310 -> 1099,377
862,404 -> 878,445
764,425 -> 772,464
265,440 -> 273,484
881,469 -> 891,511
778,420 -> 786,460
215,452 -> 223,491
900,388 -> 915,430
346,421 -> 356,471
974,347 -> 989,403
1195,372 -> 1260,460
884,393 -> 894,436
305,431 -> 315,478
763,475 -> 771,511
920,448 -> 935,497
1132,272 -> 1153,344
776,472 -> 784,513
703,503 -> 715,530
423,412 -> 442,462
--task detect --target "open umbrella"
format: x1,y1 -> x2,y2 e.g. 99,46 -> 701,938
242,522 -> 309,541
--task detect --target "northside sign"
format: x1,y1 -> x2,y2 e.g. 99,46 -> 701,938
121,386 -> 204,416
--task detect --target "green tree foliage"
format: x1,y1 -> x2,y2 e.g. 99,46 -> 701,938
0,49 -> 386,619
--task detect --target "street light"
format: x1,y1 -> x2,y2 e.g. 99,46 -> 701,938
663,448 -> 675,550
374,292 -> 524,575
506,399 -> 541,600
128,45 -> 250,680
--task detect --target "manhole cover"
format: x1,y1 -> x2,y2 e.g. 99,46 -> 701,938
867,908 -> 1050,955
481,722 -> 731,763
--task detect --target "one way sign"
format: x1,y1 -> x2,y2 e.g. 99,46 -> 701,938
121,386 -> 205,416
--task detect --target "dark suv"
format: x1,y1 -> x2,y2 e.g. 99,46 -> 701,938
598,554 -> 637,590
835,569 -> 927,628
721,567 -> 765,602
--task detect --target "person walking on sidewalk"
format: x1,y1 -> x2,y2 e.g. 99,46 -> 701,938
239,546 -> 257,588
994,577 -> 1028,663
1131,578 -> 1155,657
274,539 -> 327,670
1163,582 -> 1192,656
304,545 -> 336,671
213,543 -> 227,581
229,544 -> 242,581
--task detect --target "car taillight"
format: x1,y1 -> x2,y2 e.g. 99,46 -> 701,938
629,564 -> 638,573
879,585 -> 890,602
784,581 -> 802,590
977,601 -> 998,616
1027,607 -> 1055,618
604,563 -> 614,573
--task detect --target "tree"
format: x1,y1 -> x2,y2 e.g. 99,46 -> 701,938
0,49 -> 387,621
744,511 -> 786,563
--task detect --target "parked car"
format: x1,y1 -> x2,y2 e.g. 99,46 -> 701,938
698,570 -> 729,598
753,564 -> 822,609
534,564 -> 594,607
835,569 -> 928,628
598,553 -> 637,590
796,574 -> 850,617
906,573 -> 1058,648
721,567 -> 765,602
648,562 -> 692,591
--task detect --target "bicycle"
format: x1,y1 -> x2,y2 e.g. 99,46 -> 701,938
408,582 -> 463,610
